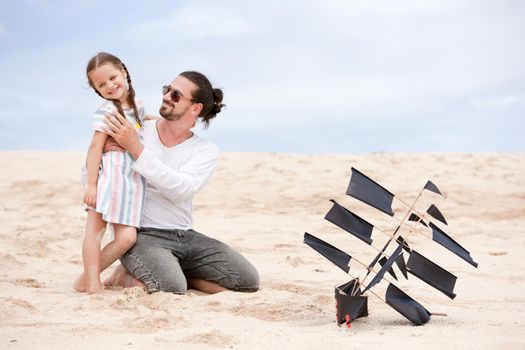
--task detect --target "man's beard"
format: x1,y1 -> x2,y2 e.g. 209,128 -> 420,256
159,104 -> 190,121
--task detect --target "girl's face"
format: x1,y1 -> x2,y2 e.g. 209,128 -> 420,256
88,63 -> 128,103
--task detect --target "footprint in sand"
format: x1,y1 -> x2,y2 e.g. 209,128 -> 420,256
273,283 -> 314,295
273,243 -> 296,249
5,298 -> 38,312
0,253 -> 24,266
15,278 -> 44,288
285,255 -> 315,267
489,251 -> 508,256
181,330 -> 237,348
124,316 -> 187,331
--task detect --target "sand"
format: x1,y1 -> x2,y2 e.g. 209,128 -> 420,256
0,151 -> 524,349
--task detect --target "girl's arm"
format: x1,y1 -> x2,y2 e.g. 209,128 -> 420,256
84,131 -> 109,208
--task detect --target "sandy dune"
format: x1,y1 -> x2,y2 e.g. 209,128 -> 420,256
0,151 -> 524,349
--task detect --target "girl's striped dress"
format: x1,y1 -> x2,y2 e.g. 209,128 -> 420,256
90,100 -> 146,228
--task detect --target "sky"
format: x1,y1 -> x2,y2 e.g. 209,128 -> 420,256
0,0 -> 524,153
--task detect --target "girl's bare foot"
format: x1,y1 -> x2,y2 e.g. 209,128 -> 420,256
86,285 -> 104,294
73,274 -> 87,292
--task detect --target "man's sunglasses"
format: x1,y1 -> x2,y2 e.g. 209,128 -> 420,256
162,85 -> 195,103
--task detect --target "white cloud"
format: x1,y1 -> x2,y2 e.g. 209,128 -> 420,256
0,88 -> 65,122
130,3 -> 259,41
127,0 -> 525,134
470,93 -> 525,110
1,0 -> 524,152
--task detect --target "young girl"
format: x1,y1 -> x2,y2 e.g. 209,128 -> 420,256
74,52 -> 146,294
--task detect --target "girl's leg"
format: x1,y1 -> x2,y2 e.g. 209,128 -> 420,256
74,223 -> 139,292
98,224 -> 137,272
75,210 -> 106,293
99,224 -> 145,290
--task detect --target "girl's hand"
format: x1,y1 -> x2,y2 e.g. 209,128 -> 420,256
84,185 -> 97,208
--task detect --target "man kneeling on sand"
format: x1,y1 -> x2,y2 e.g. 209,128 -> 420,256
92,71 -> 259,294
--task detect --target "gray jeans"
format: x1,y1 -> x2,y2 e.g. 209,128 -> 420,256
120,227 -> 260,294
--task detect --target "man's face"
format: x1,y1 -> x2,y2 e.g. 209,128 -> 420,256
159,76 -> 196,121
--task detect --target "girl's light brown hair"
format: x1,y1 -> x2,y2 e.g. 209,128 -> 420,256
86,52 -> 141,127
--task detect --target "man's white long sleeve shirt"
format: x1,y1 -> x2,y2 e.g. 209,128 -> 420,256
132,120 -> 219,230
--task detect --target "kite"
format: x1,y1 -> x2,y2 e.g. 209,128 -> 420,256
304,167 -> 478,327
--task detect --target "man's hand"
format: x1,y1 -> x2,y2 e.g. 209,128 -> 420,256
103,137 -> 125,153
104,110 -> 144,160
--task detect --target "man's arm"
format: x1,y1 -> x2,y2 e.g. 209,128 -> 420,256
133,144 -> 219,202
143,115 -> 161,121
104,110 -> 219,202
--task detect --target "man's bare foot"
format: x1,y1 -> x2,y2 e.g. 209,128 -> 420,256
188,278 -> 227,294
103,264 -> 146,290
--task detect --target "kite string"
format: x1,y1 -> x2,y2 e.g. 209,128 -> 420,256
392,187 -> 448,240
354,182 -> 447,261
346,255 -> 448,317
356,189 -> 425,290
339,275 -> 396,313
347,254 -> 399,303
344,180 -> 451,316
348,234 -> 448,317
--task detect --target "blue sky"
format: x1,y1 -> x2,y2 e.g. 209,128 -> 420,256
1,0 -> 523,153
